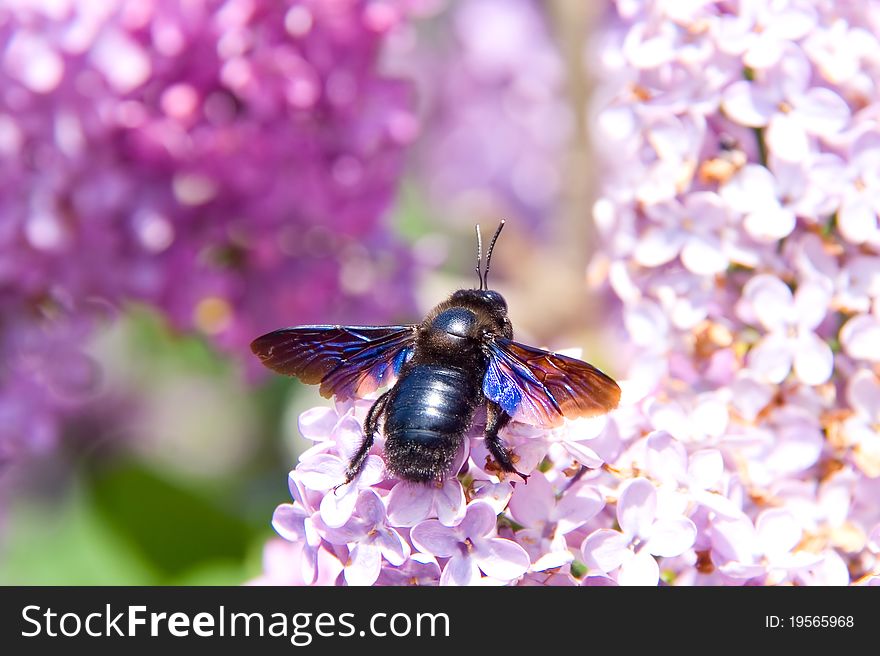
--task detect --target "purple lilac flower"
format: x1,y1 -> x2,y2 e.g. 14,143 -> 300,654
0,0 -> 418,466
583,0 -> 880,585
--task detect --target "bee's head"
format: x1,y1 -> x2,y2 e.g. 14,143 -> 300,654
443,287 -> 510,339
423,221 -> 512,341
450,288 -> 507,315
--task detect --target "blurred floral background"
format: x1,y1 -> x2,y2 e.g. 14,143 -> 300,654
2,0 -> 879,586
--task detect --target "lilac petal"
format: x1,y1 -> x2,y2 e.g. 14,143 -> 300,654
645,432 -> 687,484
582,575 -> 618,587
319,484 -> 360,528
711,517 -> 758,564
565,414 -> 609,441
841,315 -> 880,363
692,489 -> 744,519
441,554 -> 481,586
508,472 -> 554,528
468,481 -> 512,517
838,196 -> 878,245
303,516 -> 322,549
793,281 -> 831,331
756,509 -> 801,559
847,370 -> 880,419
617,549 -> 659,586
554,485 -> 605,535
747,333 -> 793,384
356,455 -> 386,487
771,550 -> 824,573
743,31 -> 785,70
374,528 -> 411,567
743,274 -> 794,330
562,440 -> 604,469
722,80 -> 775,127
298,454 -> 345,491
334,414 -> 366,459
386,481 -> 433,527
692,397 -> 729,439
744,204 -> 796,242
297,406 -> 338,441
719,562 -> 767,579
687,449 -> 723,490
617,478 -> 657,538
287,472 -> 310,509
472,537 -> 531,581
766,113 -> 810,162
720,164 -> 778,213
530,546 -> 574,573
804,551 -> 850,586
792,332 -> 833,386
272,503 -> 305,542
300,545 -> 319,585
459,501 -> 498,540
345,543 -> 381,586
633,227 -> 685,267
355,489 -> 386,526
435,479 -> 467,526
411,520 -> 460,558
766,422 -> 823,476
768,4 -> 817,40
645,517 -> 697,557
795,87 -> 850,136
681,234 -> 727,275
581,529 -> 631,572
624,300 -> 669,347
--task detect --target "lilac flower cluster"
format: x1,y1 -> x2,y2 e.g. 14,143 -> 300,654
259,0 -> 880,586
582,0 -> 880,584
0,0 -> 417,464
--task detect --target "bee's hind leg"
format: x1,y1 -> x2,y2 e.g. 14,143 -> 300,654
484,401 -> 530,483
336,390 -> 392,490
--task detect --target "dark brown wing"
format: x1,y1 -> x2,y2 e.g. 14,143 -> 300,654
250,325 -> 417,400
483,338 -> 621,427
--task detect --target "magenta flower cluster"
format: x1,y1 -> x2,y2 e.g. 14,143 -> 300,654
0,0 -> 417,464
259,0 -> 880,586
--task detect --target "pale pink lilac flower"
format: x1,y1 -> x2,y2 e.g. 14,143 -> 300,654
323,490 -> 410,587
737,274 -> 834,385
508,472 -> 604,572
585,0 -> 880,587
581,478 -> 696,586
411,501 -> 530,586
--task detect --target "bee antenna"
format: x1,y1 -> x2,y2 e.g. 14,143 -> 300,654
475,224 -> 484,290
483,219 -> 505,289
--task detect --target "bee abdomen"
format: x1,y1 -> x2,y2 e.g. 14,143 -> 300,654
383,364 -> 481,482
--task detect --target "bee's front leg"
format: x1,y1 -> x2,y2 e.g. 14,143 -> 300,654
484,401 -> 529,483
336,390 -> 392,490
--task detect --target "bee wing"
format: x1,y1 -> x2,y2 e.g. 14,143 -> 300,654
483,338 -> 621,428
251,325 -> 418,400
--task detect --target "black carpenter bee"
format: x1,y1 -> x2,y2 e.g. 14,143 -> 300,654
251,221 -> 621,485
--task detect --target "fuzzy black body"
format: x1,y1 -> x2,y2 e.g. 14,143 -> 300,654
379,294 -> 508,482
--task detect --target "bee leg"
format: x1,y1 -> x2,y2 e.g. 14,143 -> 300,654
485,401 -> 530,483
336,390 -> 391,491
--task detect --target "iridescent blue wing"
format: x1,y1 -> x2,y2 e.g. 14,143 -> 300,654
251,325 -> 417,400
483,338 -> 621,428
